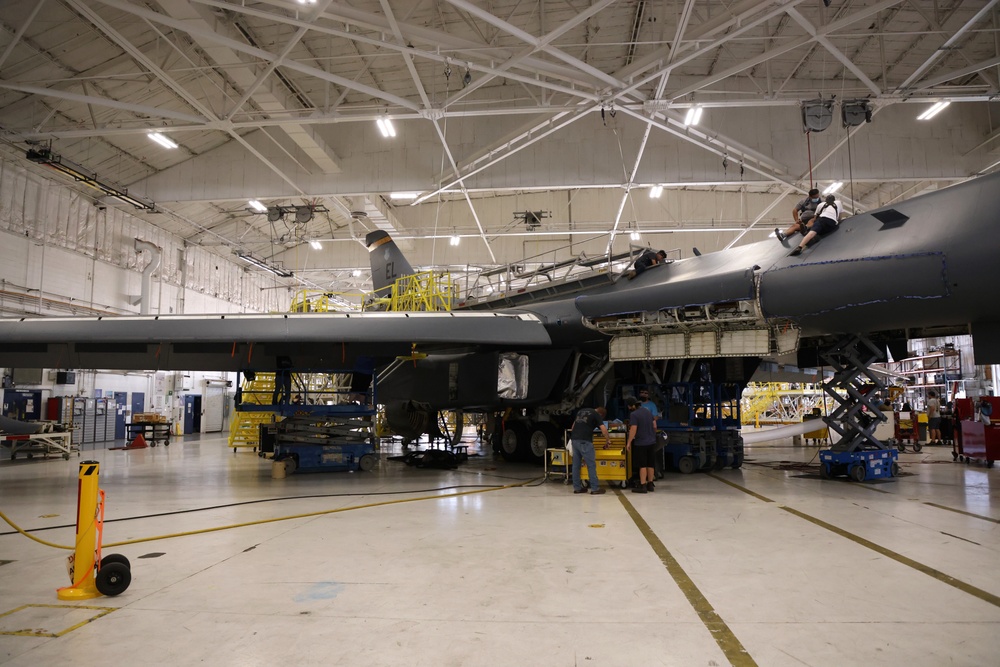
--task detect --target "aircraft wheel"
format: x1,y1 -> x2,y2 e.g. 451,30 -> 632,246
358,454 -> 376,472
95,562 -> 131,597
100,553 -> 131,570
913,442 -> 923,453
528,425 -> 556,463
500,423 -> 528,462
891,462 -> 900,477
678,456 -> 696,475
850,464 -> 866,483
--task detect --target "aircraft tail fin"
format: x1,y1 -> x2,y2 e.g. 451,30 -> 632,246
366,231 -> 414,293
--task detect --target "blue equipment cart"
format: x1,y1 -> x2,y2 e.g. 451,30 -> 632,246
819,441 -> 899,482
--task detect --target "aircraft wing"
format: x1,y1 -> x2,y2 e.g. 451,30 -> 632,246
0,311 -> 551,372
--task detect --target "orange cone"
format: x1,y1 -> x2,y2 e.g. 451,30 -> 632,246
126,433 -> 148,449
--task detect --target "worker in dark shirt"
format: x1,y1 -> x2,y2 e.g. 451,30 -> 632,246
626,396 -> 658,493
272,356 -> 293,406
570,406 -> 611,495
629,249 -> 667,279
775,188 -> 821,242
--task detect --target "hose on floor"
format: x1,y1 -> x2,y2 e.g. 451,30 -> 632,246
0,476 -> 543,551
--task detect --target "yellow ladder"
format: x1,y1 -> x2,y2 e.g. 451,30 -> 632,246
228,373 -> 277,452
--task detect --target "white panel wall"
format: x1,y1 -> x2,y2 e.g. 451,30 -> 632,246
0,156 -> 286,316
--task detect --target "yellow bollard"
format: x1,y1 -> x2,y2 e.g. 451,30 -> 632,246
57,460 -> 101,601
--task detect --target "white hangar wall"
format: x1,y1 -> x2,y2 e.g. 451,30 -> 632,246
0,156 -> 287,317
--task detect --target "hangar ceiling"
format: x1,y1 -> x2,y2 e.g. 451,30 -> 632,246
0,0 -> 998,297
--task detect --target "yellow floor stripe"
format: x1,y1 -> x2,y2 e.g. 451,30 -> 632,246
923,502 -> 1000,524
615,489 -> 758,667
780,506 -> 1000,608
708,475 -> 1000,609
707,474 -> 774,503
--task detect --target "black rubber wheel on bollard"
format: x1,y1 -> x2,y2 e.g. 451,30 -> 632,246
100,553 -> 130,570
95,562 -> 131,597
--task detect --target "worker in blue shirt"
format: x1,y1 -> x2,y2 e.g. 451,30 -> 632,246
638,388 -> 659,420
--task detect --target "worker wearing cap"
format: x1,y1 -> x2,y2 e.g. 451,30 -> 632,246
569,406 -> 611,495
626,396 -> 657,493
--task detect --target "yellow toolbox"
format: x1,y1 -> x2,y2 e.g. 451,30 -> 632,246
546,432 -> 631,488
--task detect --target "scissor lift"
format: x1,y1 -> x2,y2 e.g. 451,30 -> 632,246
817,335 -> 901,481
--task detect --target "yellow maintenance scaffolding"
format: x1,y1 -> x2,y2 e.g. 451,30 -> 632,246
227,372 -> 276,452
229,289 -> 346,451
740,383 -> 834,426
362,270 -> 456,312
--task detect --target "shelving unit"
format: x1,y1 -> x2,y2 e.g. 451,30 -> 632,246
890,349 -> 963,406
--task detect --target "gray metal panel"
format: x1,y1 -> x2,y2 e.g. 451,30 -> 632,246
760,253 -> 949,319
0,312 -> 550,346
574,267 -> 757,317
971,322 -> 1000,365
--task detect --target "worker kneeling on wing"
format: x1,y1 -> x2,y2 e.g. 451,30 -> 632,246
789,194 -> 841,257
775,188 -> 821,242
629,249 -> 666,279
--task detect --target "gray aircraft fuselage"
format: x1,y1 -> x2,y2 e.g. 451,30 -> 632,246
0,172 -> 997,373
470,171 -> 1000,361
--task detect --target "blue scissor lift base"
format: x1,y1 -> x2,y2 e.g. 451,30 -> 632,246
819,442 -> 899,482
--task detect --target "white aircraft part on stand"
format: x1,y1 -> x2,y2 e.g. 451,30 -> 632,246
741,419 -> 838,444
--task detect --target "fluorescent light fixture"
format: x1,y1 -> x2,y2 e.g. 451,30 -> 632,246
248,199 -> 267,213
390,192 -> 419,200
630,231 -> 641,241
148,132 -> 178,149
683,106 -> 703,127
450,235 -> 460,246
352,269 -> 362,277
309,240 -> 322,250
649,185 -> 663,199
298,0 -> 316,4
236,252 -> 293,278
26,147 -> 155,210
376,117 -> 396,138
822,182 -> 843,195
917,101 -> 950,120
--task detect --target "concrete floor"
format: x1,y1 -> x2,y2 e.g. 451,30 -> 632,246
0,432 -> 998,667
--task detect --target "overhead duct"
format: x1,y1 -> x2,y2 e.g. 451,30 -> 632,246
134,238 -> 162,315
346,196 -> 368,220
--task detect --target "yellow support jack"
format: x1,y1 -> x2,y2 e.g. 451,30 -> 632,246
57,461 -> 131,600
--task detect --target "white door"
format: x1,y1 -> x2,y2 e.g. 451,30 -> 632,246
204,385 -> 225,432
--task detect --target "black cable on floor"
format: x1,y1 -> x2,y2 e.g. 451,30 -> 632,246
0,481 -> 537,536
